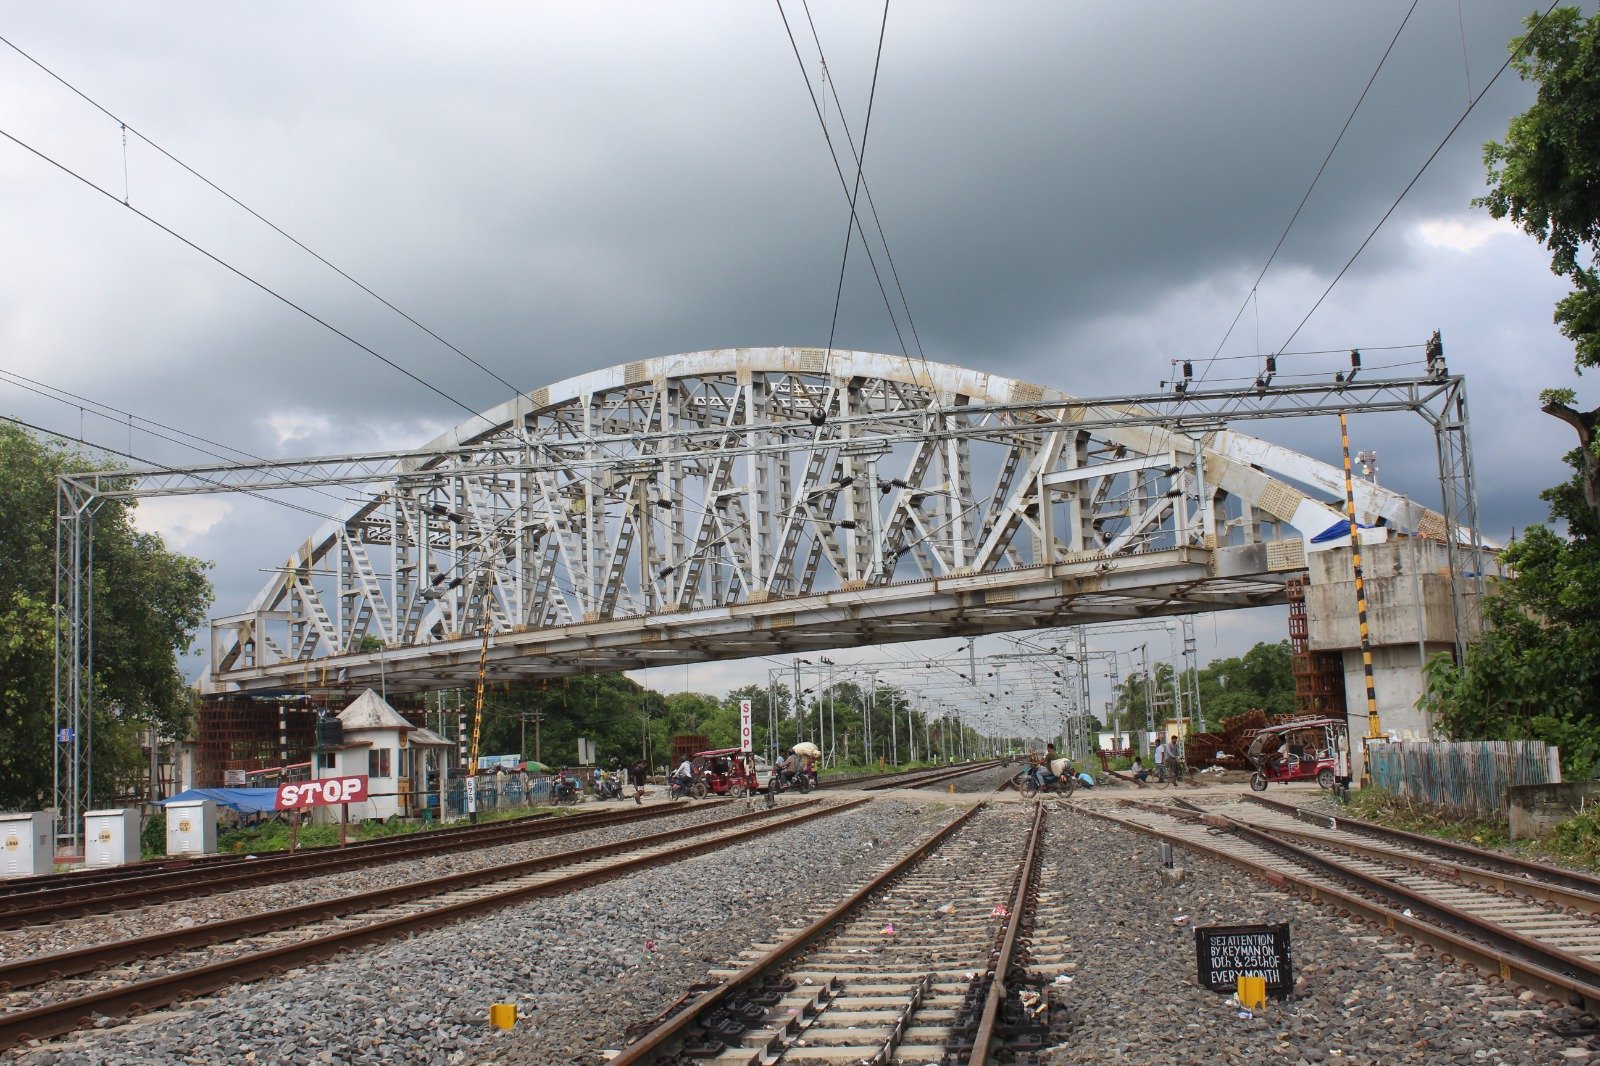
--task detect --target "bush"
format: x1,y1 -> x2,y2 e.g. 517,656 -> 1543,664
140,810 -> 166,858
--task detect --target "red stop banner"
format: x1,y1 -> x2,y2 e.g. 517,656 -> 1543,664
275,775 -> 368,809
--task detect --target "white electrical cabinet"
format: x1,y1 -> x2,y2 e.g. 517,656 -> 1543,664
0,812 -> 54,878
164,800 -> 218,857
84,808 -> 141,868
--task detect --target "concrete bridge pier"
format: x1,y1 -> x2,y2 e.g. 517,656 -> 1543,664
1305,536 -> 1481,741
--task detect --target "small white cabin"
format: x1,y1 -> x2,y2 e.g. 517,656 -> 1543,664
313,689 -> 452,821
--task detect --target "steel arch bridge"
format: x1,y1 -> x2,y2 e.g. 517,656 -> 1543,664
192,347 -> 1459,696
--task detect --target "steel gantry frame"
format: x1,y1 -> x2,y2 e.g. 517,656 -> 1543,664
52,347 -> 1485,843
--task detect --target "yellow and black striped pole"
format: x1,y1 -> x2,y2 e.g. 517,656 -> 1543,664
1339,411 -> 1381,786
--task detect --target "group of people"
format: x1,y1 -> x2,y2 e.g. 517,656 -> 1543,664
1025,743 -> 1097,790
1130,734 -> 1183,783
1023,734 -> 1184,792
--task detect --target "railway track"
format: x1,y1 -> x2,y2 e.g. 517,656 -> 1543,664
1083,797 -> 1600,1014
818,759 -> 1006,792
613,787 -> 1060,1064
0,800 -> 704,928
0,798 -> 867,1052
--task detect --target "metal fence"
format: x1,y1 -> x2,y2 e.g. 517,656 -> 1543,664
1367,740 -> 1557,815
440,774 -> 553,819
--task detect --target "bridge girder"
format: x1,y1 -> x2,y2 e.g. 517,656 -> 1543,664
186,348 -> 1454,695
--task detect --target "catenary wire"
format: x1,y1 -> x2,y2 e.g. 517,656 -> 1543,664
0,413 -> 339,523
817,0 -> 893,380
1201,0 -> 1419,382
0,32 -> 524,398
773,0 -> 910,361
1274,0 -> 1562,356
797,0 -> 931,389
0,124 -> 484,419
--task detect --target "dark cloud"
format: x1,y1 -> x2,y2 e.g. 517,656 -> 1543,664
2,2 -> 1593,694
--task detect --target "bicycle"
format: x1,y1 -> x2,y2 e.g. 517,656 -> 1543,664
1152,760 -> 1189,789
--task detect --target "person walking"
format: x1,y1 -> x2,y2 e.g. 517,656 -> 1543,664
1153,737 -> 1167,783
630,758 -> 648,804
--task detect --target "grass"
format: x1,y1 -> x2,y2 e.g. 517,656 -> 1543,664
1341,787 -> 1600,874
140,804 -> 563,859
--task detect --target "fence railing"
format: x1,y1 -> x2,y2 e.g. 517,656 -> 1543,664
1367,740 -> 1558,815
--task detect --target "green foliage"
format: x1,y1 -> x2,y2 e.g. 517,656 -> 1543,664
141,809 -> 166,857
1545,807 -> 1600,868
1345,787 -> 1600,873
1477,7 -> 1600,370
1108,640 -> 1294,734
0,425 -> 213,810
1196,640 -> 1295,729
1420,454 -> 1600,777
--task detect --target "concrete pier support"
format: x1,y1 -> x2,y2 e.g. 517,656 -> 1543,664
1305,537 -> 1478,741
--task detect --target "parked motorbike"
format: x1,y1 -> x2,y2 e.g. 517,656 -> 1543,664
594,773 -> 623,800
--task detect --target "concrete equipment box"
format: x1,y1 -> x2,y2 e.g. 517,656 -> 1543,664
85,808 -> 142,868
0,812 -> 55,878
165,799 -> 218,856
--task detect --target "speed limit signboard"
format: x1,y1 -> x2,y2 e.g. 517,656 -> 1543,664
739,699 -> 753,753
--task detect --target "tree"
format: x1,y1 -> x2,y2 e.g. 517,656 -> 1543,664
1420,455 -> 1600,777
0,425 -> 213,809
1196,640 -> 1295,728
1476,7 -> 1600,522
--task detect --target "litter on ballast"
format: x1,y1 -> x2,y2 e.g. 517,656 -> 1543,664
991,904 -> 1009,917
644,939 -> 656,953
1053,974 -> 1073,985
1172,915 -> 1190,926
882,923 -> 897,935
936,902 -> 956,914
1237,1010 -> 1254,1020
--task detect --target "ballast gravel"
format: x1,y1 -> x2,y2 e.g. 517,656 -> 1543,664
0,800 -> 744,962
4,798 -> 962,1066
1032,806 -> 1598,1065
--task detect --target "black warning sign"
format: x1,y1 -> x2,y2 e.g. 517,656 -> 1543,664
1194,922 -> 1293,998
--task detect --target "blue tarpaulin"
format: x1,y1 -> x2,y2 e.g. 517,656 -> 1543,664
158,787 -> 280,814
1310,518 -> 1379,544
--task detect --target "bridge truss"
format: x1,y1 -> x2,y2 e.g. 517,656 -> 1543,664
53,347 -> 1483,840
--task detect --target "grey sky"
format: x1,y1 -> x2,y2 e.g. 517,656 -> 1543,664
2,3 -> 1593,716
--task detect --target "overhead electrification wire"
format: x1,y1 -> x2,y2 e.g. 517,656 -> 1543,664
0,413 -> 339,523
1274,0 -> 1562,356
797,0 -> 930,386
1201,0 -> 1419,383
0,33 -> 524,398
815,0 -> 892,380
0,125 -> 485,419
0,367 -> 354,508
774,0 -> 910,364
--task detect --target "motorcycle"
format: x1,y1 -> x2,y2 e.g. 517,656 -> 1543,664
764,765 -> 813,807
668,772 -> 705,800
552,774 -> 582,805
594,772 -> 623,801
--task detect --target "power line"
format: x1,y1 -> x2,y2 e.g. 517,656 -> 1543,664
1202,1 -> 1419,382
1275,0 -> 1562,355
0,413 -> 339,523
0,367 -> 352,508
797,0 -> 930,385
0,33 -> 523,398
773,0 -> 911,363
0,125 -> 484,419
817,0 -> 893,381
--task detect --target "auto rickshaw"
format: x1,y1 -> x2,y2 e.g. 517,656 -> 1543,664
1244,717 -> 1348,792
692,748 -> 761,797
